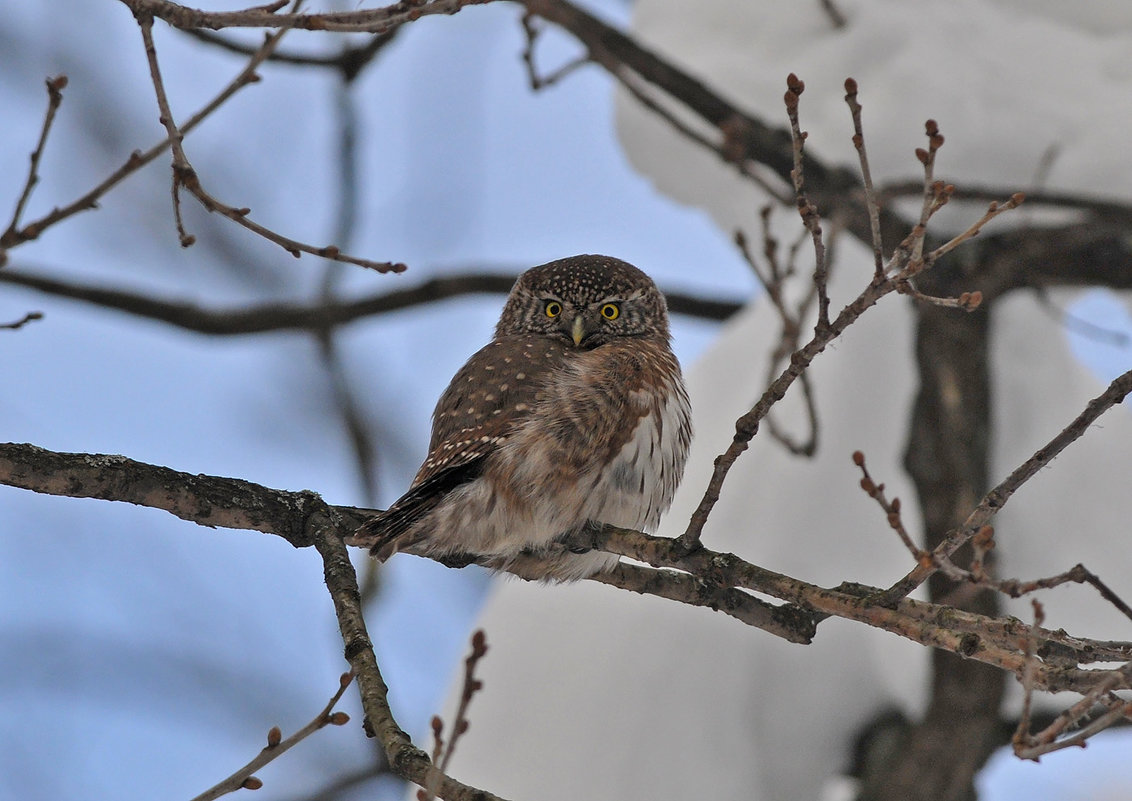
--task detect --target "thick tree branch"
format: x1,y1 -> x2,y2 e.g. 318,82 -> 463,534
4,440 -> 1130,703
0,442 -> 354,547
0,441 -> 504,800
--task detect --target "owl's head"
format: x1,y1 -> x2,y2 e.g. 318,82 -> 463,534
496,255 -> 671,348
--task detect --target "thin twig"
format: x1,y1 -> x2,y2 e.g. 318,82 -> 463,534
2,75 -> 68,251
734,223 -> 820,456
1011,599 -> 1044,759
134,11 -> 195,246
883,367 -> 1132,601
931,555 -> 1132,624
4,4 -> 295,250
843,78 -> 883,275
132,4 -> 407,272
783,73 -> 831,332
421,630 -> 489,801
182,28 -> 397,80
910,120 -> 945,264
852,450 -> 924,561
520,11 -> 589,89
190,672 -> 355,801
0,311 -> 43,330
918,192 -> 1026,267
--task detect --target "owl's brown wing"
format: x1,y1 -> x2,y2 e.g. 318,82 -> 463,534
357,335 -> 568,553
356,458 -> 485,553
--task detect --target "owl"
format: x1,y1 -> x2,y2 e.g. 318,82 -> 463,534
355,255 -> 692,581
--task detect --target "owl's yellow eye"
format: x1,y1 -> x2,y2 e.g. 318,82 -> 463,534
600,303 -> 620,320
545,301 -> 562,318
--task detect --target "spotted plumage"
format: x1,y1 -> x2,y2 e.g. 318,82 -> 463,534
355,254 -> 692,580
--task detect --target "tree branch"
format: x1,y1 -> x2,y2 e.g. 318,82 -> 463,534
311,501 -> 509,801
191,672 -> 355,801
116,0 -> 494,34
1,75 -> 68,253
5,440 -> 1131,703
0,266 -> 744,334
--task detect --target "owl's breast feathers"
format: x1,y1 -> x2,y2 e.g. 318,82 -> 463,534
499,336 -> 691,531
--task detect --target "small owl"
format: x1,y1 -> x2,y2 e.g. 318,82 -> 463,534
356,254 -> 692,581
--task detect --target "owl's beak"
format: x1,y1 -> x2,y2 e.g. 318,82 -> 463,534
571,314 -> 585,347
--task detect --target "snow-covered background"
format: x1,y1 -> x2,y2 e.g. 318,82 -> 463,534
1,1 -> 1130,800
433,1 -> 1132,800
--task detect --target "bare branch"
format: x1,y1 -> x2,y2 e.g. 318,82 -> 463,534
920,192 -> 1026,266
734,220 -> 820,457
134,10 -> 196,246
132,6 -> 405,272
181,28 -> 398,80
520,11 -> 589,89
1,74 -> 68,253
0,265 -> 743,333
116,0 -> 494,34
783,73 -> 831,332
843,77 -> 883,275
0,442 -> 361,546
3,6 -> 295,251
852,450 -> 924,562
191,672 -> 355,801
6,441 -> 1131,707
310,505 -> 509,801
421,630 -> 489,801
589,561 -> 816,643
0,310 -> 43,330
884,367 -> 1132,601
